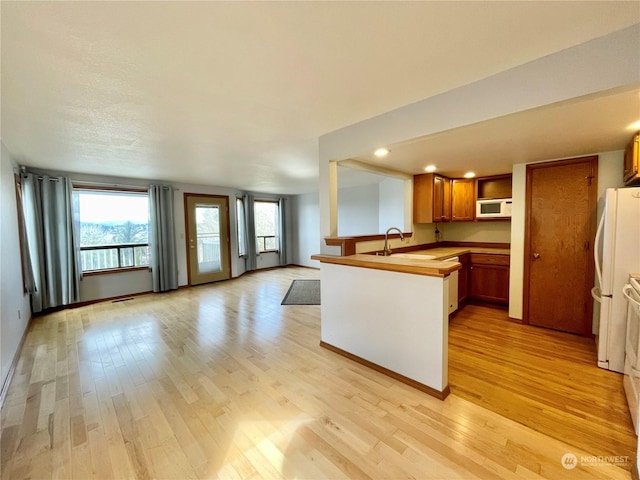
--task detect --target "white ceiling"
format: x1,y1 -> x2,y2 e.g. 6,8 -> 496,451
2,2 -> 639,194
352,87 -> 640,179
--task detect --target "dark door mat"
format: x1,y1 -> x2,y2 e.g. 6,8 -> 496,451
281,279 -> 320,305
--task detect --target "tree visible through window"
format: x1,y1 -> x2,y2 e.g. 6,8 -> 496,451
254,200 -> 279,253
75,189 -> 150,272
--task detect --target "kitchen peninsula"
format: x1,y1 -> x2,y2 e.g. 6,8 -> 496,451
311,253 -> 460,399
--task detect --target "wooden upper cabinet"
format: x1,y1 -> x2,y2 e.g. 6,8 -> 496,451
624,132 -> 639,186
413,173 -> 451,224
433,174 -> 451,223
451,178 -> 475,222
414,172 -> 513,223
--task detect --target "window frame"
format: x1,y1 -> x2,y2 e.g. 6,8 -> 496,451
74,185 -> 151,275
254,199 -> 280,254
236,197 -> 246,257
14,173 -> 30,292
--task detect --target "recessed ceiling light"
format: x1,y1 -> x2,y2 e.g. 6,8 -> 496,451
374,148 -> 390,158
464,172 -> 476,179
424,165 -> 437,172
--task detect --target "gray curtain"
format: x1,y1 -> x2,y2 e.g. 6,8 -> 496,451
243,193 -> 257,271
149,185 -> 178,292
20,173 -> 80,312
278,197 -> 287,266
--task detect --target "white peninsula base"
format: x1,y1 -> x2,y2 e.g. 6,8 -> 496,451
315,257 -> 455,399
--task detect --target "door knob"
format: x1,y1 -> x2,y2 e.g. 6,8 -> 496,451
533,252 -> 541,259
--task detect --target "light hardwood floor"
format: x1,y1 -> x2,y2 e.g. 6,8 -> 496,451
0,267 -> 635,479
449,304 -> 636,470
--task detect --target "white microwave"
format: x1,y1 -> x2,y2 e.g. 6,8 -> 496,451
476,198 -> 512,218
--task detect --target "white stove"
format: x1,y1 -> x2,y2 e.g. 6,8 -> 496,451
623,274 -> 640,434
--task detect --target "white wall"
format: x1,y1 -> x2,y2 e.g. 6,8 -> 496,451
290,192 -> 320,268
596,151 -> 625,217
378,177 -> 406,231
508,163 -> 527,320
337,183 -> 379,235
508,150 -> 625,321
0,143 -> 32,390
80,270 -> 152,302
290,178 -> 407,265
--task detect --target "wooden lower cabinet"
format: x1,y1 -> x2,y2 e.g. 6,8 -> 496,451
469,253 -> 510,305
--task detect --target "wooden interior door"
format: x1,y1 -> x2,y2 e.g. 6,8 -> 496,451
524,156 -> 597,335
185,194 -> 231,285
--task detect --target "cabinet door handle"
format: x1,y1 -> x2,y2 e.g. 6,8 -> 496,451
533,252 -> 541,260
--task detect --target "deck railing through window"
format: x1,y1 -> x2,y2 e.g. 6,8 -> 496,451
256,235 -> 278,253
196,233 -> 221,270
80,244 -> 150,271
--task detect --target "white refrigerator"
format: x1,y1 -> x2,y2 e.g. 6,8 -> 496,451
594,187 -> 640,373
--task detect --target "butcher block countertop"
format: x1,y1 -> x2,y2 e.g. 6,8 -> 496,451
310,253 -> 461,278
311,245 -> 510,278
403,247 -> 510,260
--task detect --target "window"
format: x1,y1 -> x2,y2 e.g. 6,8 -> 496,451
236,197 -> 246,257
75,189 -> 150,272
14,174 -> 32,293
254,200 -> 279,253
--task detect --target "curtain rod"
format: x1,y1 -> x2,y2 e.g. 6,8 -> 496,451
73,180 -> 146,189
19,168 -> 177,190
20,174 -> 60,182
72,181 -> 178,191
19,167 -> 63,182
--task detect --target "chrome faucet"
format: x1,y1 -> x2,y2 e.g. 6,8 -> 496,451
383,227 -> 405,256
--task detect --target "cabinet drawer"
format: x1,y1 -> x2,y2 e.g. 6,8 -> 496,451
470,253 -> 510,266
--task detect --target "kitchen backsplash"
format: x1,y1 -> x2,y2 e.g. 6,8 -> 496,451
352,221 -> 511,254
438,221 -> 511,243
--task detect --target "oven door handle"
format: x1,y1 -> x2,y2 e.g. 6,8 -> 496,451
623,284 -> 640,307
